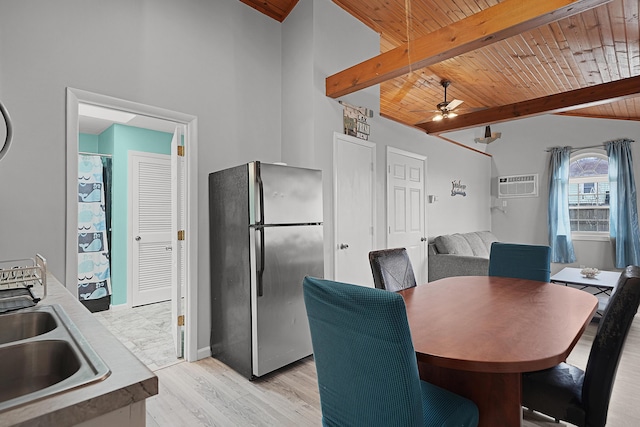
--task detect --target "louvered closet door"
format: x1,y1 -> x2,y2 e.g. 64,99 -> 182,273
131,152 -> 172,307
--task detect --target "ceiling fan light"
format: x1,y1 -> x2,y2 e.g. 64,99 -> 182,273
474,125 -> 502,144
432,114 -> 443,121
448,111 -> 458,118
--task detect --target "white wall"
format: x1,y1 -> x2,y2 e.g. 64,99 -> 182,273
0,0 -> 494,354
0,0 -> 283,351
281,0 -> 314,168
486,114 -> 640,273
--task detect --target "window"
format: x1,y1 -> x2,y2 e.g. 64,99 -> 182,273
568,151 -> 609,236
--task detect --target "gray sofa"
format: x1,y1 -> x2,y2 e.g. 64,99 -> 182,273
428,231 -> 498,282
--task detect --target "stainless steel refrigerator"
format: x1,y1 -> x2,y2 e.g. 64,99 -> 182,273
209,161 -> 324,379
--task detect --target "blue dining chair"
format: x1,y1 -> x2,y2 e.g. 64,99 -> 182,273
488,242 -> 551,282
522,265 -> 640,427
303,276 -> 479,427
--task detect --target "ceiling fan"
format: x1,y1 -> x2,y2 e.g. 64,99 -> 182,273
432,80 -> 464,121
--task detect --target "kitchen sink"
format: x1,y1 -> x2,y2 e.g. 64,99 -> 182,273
0,304 -> 110,412
0,311 -> 57,345
0,340 -> 81,403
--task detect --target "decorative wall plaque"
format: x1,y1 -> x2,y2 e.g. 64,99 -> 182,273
451,179 -> 467,196
340,101 -> 373,141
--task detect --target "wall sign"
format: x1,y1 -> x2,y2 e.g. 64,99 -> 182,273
340,101 -> 373,141
451,179 -> 467,197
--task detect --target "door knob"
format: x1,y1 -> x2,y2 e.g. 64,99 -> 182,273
135,236 -> 141,241
421,237 -> 427,242
339,243 -> 349,250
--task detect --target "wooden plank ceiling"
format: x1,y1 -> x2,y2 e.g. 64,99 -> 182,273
239,0 -> 299,22
243,0 -> 640,134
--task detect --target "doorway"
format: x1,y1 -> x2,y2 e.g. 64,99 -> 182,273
386,147 -> 427,284
65,88 -> 199,362
333,132 -> 376,286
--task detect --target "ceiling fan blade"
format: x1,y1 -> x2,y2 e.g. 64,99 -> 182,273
410,109 -> 441,113
447,99 -> 464,110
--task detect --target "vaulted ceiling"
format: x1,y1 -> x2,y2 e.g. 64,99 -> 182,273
241,0 -> 640,135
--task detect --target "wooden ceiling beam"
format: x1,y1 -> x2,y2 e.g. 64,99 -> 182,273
417,75 -> 640,134
325,0 -> 611,99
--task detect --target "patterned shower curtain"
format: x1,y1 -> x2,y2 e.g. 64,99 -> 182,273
78,154 -> 112,309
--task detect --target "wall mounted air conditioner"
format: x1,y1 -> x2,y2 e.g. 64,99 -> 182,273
498,174 -> 538,198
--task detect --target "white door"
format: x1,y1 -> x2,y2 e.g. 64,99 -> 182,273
130,151 -> 172,307
334,133 -> 376,287
387,148 -> 427,284
171,126 -> 186,358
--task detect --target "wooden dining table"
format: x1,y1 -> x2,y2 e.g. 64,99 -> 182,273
398,276 -> 598,427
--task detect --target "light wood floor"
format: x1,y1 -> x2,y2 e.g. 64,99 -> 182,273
145,314 -> 640,426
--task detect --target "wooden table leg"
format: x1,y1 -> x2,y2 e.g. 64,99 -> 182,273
418,362 -> 522,427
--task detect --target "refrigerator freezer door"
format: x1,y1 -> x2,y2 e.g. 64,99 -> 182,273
252,224 -> 323,377
256,163 -> 323,225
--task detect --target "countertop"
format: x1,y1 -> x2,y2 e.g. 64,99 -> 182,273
1,274 -> 158,427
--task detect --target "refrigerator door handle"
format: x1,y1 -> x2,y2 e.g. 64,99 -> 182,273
256,161 -> 264,226
257,226 -> 265,297
256,161 -> 265,297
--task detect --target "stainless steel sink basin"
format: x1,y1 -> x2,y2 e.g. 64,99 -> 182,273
0,304 -> 110,412
0,340 -> 81,403
0,311 -> 57,345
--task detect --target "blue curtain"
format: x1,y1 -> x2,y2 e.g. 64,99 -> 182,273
548,146 -> 576,263
606,139 -> 640,268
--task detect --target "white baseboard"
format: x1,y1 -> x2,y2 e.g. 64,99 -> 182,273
107,303 -> 133,311
197,346 -> 212,360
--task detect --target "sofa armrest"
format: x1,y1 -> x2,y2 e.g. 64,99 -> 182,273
428,254 -> 489,282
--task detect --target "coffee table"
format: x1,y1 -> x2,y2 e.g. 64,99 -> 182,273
550,267 -> 621,316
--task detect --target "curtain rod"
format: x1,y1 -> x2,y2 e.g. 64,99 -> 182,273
79,151 -> 112,158
545,139 -> 636,152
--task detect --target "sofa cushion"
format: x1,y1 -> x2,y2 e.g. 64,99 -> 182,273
462,232 -> 490,258
434,234 -> 474,256
477,231 -> 498,251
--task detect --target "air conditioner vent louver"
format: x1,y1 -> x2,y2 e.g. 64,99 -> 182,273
498,174 -> 538,198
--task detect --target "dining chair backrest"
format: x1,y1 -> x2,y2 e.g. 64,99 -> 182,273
368,248 -> 417,292
302,276 -> 424,426
488,242 -> 551,282
581,265 -> 640,426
